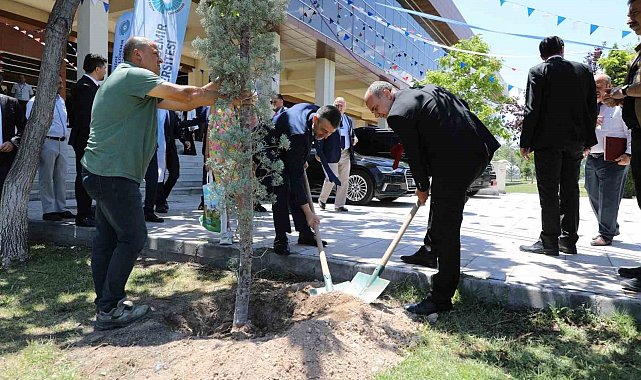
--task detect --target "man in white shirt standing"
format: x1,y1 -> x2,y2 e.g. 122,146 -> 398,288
12,75 -> 34,111
585,74 -> 632,246
26,76 -> 74,221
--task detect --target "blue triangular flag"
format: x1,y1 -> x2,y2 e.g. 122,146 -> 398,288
405,31 -> 410,36
557,16 -> 566,25
508,84 -> 514,91
343,34 -> 350,41
527,7 -> 534,16
489,75 -> 496,83
500,0 -> 506,5
460,62 -> 467,69
623,30 -> 632,38
367,11 -> 373,16
590,24 -> 599,34
348,0 -> 353,5
329,18 -> 334,24
419,71 -> 424,76
386,22 -> 391,27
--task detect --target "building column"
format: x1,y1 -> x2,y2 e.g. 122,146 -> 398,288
76,0 -> 108,79
315,58 -> 335,106
188,59 -> 211,87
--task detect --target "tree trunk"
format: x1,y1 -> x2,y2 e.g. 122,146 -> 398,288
0,0 -> 81,267
232,26 -> 254,330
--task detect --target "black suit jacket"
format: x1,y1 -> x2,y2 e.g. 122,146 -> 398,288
521,57 -> 598,151
0,94 -> 26,166
69,75 -> 99,149
387,85 -> 500,192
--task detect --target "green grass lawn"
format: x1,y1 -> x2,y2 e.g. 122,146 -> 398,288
1,245 -> 640,379
506,180 -> 589,197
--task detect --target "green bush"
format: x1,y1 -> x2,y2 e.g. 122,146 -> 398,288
623,170 -> 637,198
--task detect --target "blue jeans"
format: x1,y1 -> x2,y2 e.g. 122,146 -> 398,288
82,169 -> 147,312
584,155 -> 629,239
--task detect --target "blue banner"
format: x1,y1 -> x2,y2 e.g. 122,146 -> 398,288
132,0 -> 191,84
111,11 -> 133,72
132,0 -> 192,179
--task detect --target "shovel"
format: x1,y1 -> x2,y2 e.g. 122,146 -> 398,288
303,172 -> 340,295
343,200 -> 422,303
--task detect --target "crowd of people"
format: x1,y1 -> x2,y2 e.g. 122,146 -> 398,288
2,0 -> 641,330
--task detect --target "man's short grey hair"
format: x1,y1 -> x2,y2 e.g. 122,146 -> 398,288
123,36 -> 152,61
595,73 -> 612,85
366,81 -> 394,97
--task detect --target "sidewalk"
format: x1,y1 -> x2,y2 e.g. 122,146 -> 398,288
27,191 -> 641,320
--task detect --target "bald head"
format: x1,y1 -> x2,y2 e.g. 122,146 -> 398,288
594,73 -> 612,102
122,36 -> 162,75
334,97 -> 346,113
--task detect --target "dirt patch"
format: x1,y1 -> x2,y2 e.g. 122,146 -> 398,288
67,282 -> 419,379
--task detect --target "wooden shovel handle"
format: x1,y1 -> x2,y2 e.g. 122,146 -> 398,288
378,200 -> 421,267
303,172 -> 333,287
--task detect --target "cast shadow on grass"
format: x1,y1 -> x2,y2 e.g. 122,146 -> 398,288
433,292 -> 641,380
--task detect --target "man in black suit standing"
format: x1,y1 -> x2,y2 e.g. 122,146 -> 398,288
519,36 -> 598,256
0,93 -> 26,199
70,54 -> 107,227
364,81 -> 500,317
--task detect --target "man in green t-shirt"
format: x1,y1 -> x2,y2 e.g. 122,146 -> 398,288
81,36 -> 223,331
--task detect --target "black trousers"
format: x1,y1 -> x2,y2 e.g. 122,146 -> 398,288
534,145 -> 583,245
0,156 -> 14,200
73,145 -> 93,219
631,129 -> 641,210
143,152 -> 158,215
156,142 -> 180,206
271,171 -> 313,241
429,153 -> 489,305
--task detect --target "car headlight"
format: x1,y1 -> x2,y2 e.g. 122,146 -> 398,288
376,166 -> 404,174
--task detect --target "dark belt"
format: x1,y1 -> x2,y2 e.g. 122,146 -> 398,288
590,153 -> 604,159
45,136 -> 65,142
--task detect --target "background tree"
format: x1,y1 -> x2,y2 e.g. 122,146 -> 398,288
1,0 -> 81,267
420,35 -> 510,139
193,0 -> 287,333
598,44 -> 634,86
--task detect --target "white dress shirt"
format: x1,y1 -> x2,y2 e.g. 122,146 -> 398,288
83,73 -> 101,87
11,82 -> 33,101
592,104 -> 632,155
339,114 -> 351,150
25,94 -> 67,138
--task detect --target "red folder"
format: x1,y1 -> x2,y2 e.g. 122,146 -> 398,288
604,136 -> 627,161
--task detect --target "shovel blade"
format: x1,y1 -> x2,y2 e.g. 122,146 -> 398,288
346,272 -> 390,303
308,281 -> 353,296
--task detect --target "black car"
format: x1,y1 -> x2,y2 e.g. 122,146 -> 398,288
306,149 -> 415,205
354,126 -> 496,197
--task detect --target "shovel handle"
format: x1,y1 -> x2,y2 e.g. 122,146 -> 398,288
377,199 -> 422,269
304,172 -> 334,291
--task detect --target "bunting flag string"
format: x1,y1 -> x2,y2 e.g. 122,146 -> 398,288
376,2 -> 628,50
498,0 -> 633,39
2,22 -> 77,70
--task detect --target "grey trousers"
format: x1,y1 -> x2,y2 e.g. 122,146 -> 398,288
319,150 -> 351,208
39,138 -> 68,214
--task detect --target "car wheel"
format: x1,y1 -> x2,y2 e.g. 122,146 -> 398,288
347,169 -> 374,205
466,190 -> 479,197
377,197 -> 398,203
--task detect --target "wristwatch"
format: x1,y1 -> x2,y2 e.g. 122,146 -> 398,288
622,84 -> 630,96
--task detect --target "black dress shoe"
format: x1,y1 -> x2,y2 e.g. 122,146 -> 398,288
559,237 -> 577,254
198,203 -> 204,211
155,204 -> 168,214
405,296 -> 452,316
618,267 -> 641,279
519,240 -> 559,256
401,246 -> 437,268
335,206 -> 349,212
254,204 -> 267,212
273,238 -> 291,256
144,213 -> 164,223
43,212 -> 62,221
318,200 -> 326,210
298,235 -> 328,247
75,217 -> 96,227
622,277 -> 641,292
58,210 -> 76,219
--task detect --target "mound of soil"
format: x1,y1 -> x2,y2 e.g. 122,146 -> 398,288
69,282 -> 419,380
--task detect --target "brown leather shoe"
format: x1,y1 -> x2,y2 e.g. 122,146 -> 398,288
590,235 -> 612,246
